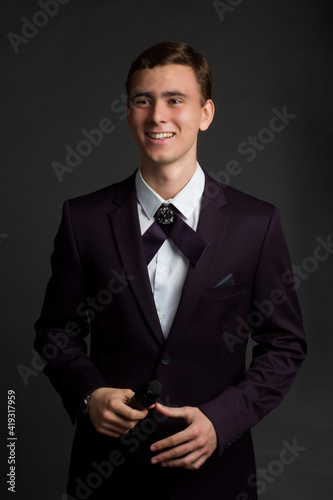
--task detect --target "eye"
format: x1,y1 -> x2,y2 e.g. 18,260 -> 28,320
169,98 -> 182,104
133,99 -> 151,107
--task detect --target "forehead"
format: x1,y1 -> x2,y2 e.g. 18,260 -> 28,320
128,64 -> 201,97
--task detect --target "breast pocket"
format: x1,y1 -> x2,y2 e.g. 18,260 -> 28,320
201,280 -> 247,299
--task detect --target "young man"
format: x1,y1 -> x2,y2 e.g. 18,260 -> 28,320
35,42 -> 306,499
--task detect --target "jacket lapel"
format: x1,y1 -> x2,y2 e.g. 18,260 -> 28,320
108,173 -> 165,346
164,174 -> 230,352
107,171 -> 229,351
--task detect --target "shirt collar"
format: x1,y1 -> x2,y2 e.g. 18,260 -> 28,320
135,163 -> 205,220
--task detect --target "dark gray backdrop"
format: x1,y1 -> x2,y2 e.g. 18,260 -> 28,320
1,0 -> 332,498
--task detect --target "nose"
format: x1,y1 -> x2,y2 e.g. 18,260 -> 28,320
150,100 -> 168,124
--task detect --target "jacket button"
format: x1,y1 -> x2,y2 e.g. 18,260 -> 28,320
161,354 -> 171,365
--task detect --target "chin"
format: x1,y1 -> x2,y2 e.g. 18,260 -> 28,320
148,156 -> 177,167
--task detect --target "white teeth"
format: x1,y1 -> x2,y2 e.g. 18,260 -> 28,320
147,132 -> 175,139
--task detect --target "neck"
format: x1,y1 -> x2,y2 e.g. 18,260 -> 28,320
140,159 -> 197,200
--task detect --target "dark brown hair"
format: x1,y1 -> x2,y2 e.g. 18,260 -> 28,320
125,41 -> 212,106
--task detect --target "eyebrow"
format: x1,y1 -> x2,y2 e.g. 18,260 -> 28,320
130,90 -> 188,100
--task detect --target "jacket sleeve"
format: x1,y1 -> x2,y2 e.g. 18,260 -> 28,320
199,207 -> 307,455
34,201 -> 111,424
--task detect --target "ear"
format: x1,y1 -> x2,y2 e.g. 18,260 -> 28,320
199,99 -> 215,131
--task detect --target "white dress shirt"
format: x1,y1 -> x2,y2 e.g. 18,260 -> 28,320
135,163 -> 205,339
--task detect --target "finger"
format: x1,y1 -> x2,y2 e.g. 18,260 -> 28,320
105,419 -> 137,434
151,440 -> 194,464
99,426 -> 137,439
97,427 -> 124,438
122,389 -> 135,401
93,408 -> 140,434
94,420 -> 130,436
108,399 -> 148,421
108,388 -> 134,404
155,447 -> 206,469
183,454 -> 207,470
162,451 -> 201,469
122,406 -> 149,421
152,404 -> 193,449
96,414 -> 140,436
155,402 -> 188,420
150,426 -> 193,454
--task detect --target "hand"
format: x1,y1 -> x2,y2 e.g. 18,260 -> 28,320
150,403 -> 217,470
88,387 -> 149,438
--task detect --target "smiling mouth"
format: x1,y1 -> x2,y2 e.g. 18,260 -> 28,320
146,132 -> 175,139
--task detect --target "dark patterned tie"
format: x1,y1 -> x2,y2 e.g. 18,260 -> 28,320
142,204 -> 209,267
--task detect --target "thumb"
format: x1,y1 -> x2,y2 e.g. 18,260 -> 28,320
155,402 -> 187,419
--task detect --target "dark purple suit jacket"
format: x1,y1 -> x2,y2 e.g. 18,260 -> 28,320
34,171 -> 306,499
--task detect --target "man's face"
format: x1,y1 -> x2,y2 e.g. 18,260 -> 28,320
127,64 -> 214,169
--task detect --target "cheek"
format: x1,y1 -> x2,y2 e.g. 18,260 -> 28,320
128,111 -> 146,131
176,110 -> 203,132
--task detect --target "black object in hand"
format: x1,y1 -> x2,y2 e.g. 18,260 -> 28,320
127,380 -> 163,410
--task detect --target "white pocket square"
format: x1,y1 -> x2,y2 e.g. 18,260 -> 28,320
213,273 -> 235,288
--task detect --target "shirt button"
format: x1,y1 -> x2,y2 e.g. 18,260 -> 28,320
161,270 -> 167,276
158,313 -> 163,320
161,354 -> 171,365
